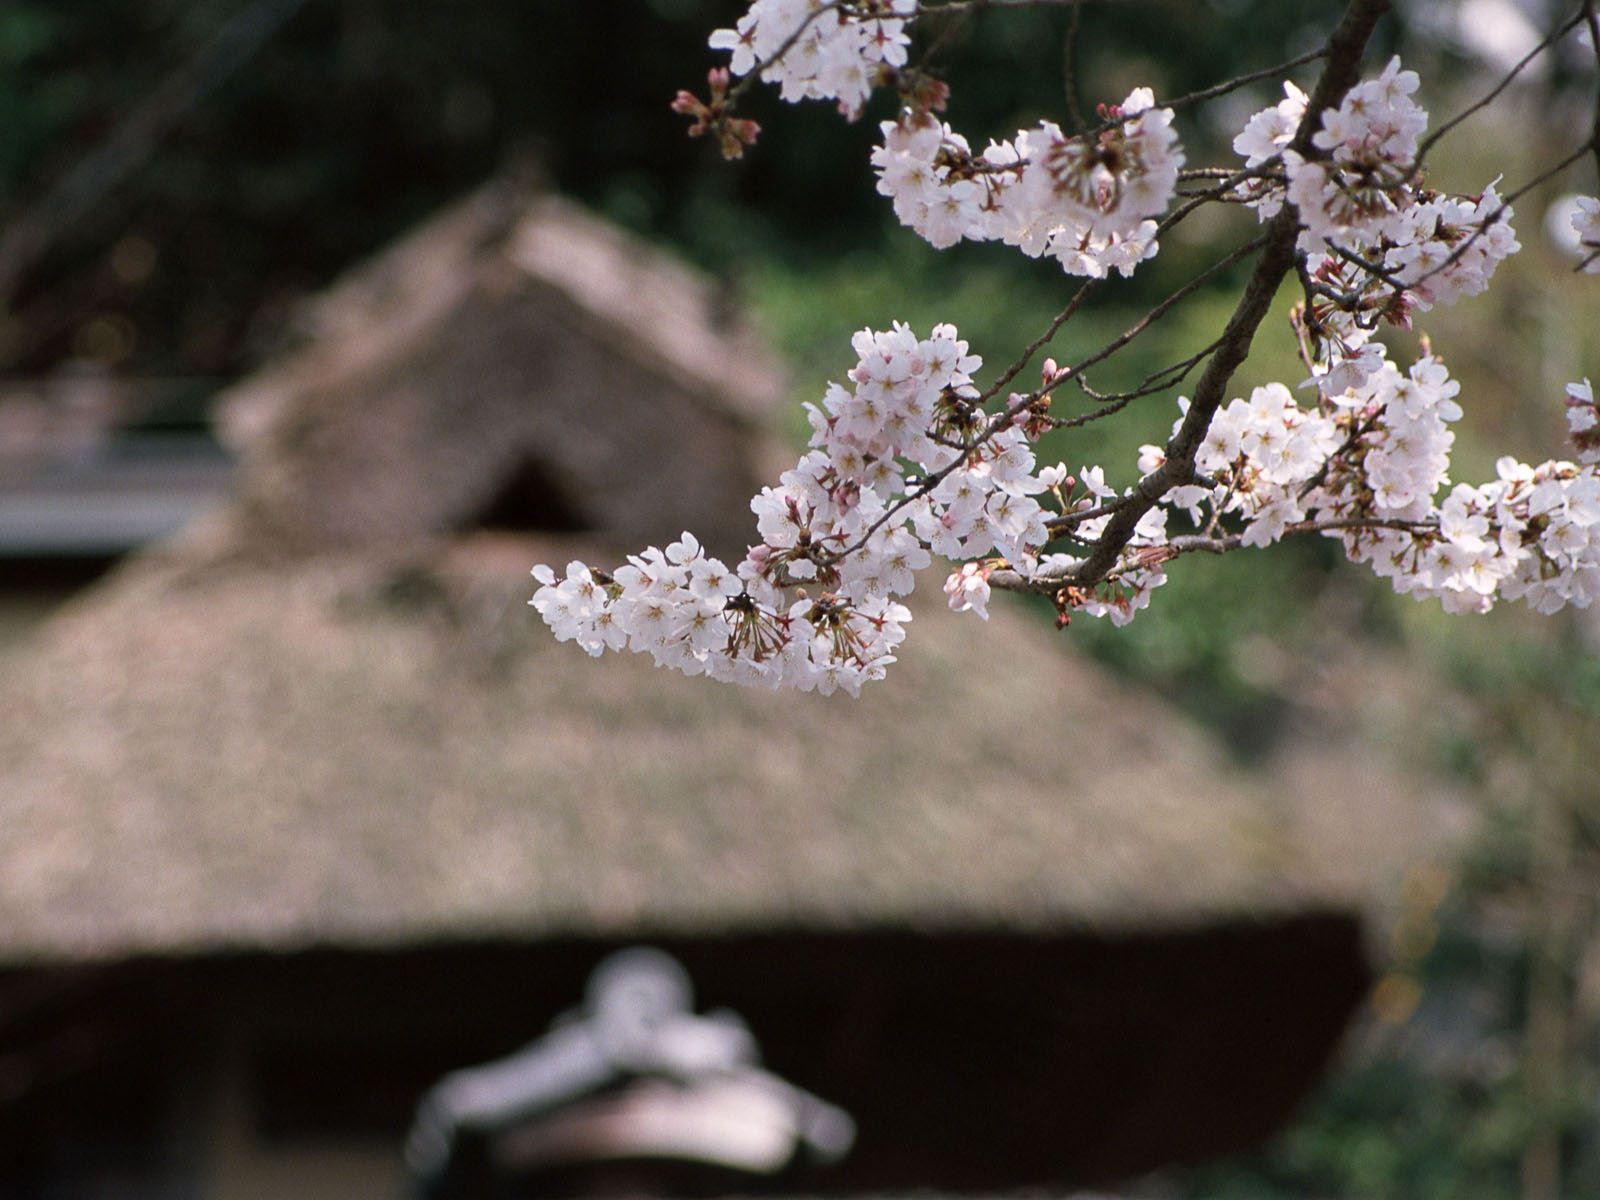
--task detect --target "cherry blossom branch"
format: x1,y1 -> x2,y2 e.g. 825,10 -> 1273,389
971,169 -> 1270,410
1296,410 -> 1381,501
1300,8 -> 1600,312
1392,142 -> 1594,295
821,381 -> 1049,563
1067,0 -> 1393,587
1322,242 -> 1410,293
727,1 -> 849,105
839,241 -> 1263,550
542,0 -> 1600,694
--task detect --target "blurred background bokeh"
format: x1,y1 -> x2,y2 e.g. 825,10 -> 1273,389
1,1 -> 1599,1198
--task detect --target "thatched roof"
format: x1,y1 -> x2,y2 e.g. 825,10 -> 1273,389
212,178 -> 785,562
0,181 -> 1453,964
0,532 -> 1441,961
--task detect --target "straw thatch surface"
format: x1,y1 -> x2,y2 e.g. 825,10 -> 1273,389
0,527 -> 1434,962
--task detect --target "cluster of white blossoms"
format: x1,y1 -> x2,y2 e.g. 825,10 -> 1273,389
565,22 -> 1600,694
1281,57 -> 1429,253
533,346 -> 1600,688
1155,382 -> 1344,547
1116,352 -> 1600,616
532,324 -> 1074,695
1235,59 -> 1520,397
1233,80 -> 1309,220
707,2 -> 1184,276
870,91 -> 1183,277
532,321 -> 1600,689
709,0 -> 914,117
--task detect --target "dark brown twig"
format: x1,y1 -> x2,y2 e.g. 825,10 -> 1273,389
990,514 -> 1434,594
1067,0 -> 1394,587
1414,5 -> 1591,170
1063,0 -> 1088,133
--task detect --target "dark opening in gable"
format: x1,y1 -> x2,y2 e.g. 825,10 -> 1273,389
465,456 -> 588,534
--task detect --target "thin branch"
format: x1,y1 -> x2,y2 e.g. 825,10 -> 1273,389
973,279 -> 1098,404
1154,160 -> 1278,236
1047,499 -> 1120,531
1048,390 -> 1141,430
1065,231 -> 1270,380
1323,241 -> 1410,294
1156,515 -> 1432,556
989,514 -> 1434,594
1180,166 -> 1269,181
1063,332 -> 1228,410
1414,5 -> 1591,170
911,0 -> 982,70
971,211 -> 1262,421
1158,45 -> 1329,114
1063,0 -> 1088,133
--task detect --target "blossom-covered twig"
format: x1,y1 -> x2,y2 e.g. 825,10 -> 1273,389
531,0 -> 1600,693
1068,0 -> 1394,588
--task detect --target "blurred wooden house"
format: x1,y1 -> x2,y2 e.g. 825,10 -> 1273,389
0,181 -> 1446,1199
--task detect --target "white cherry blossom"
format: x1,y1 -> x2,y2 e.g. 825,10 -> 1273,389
870,89 -> 1182,277
709,0 -> 915,118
